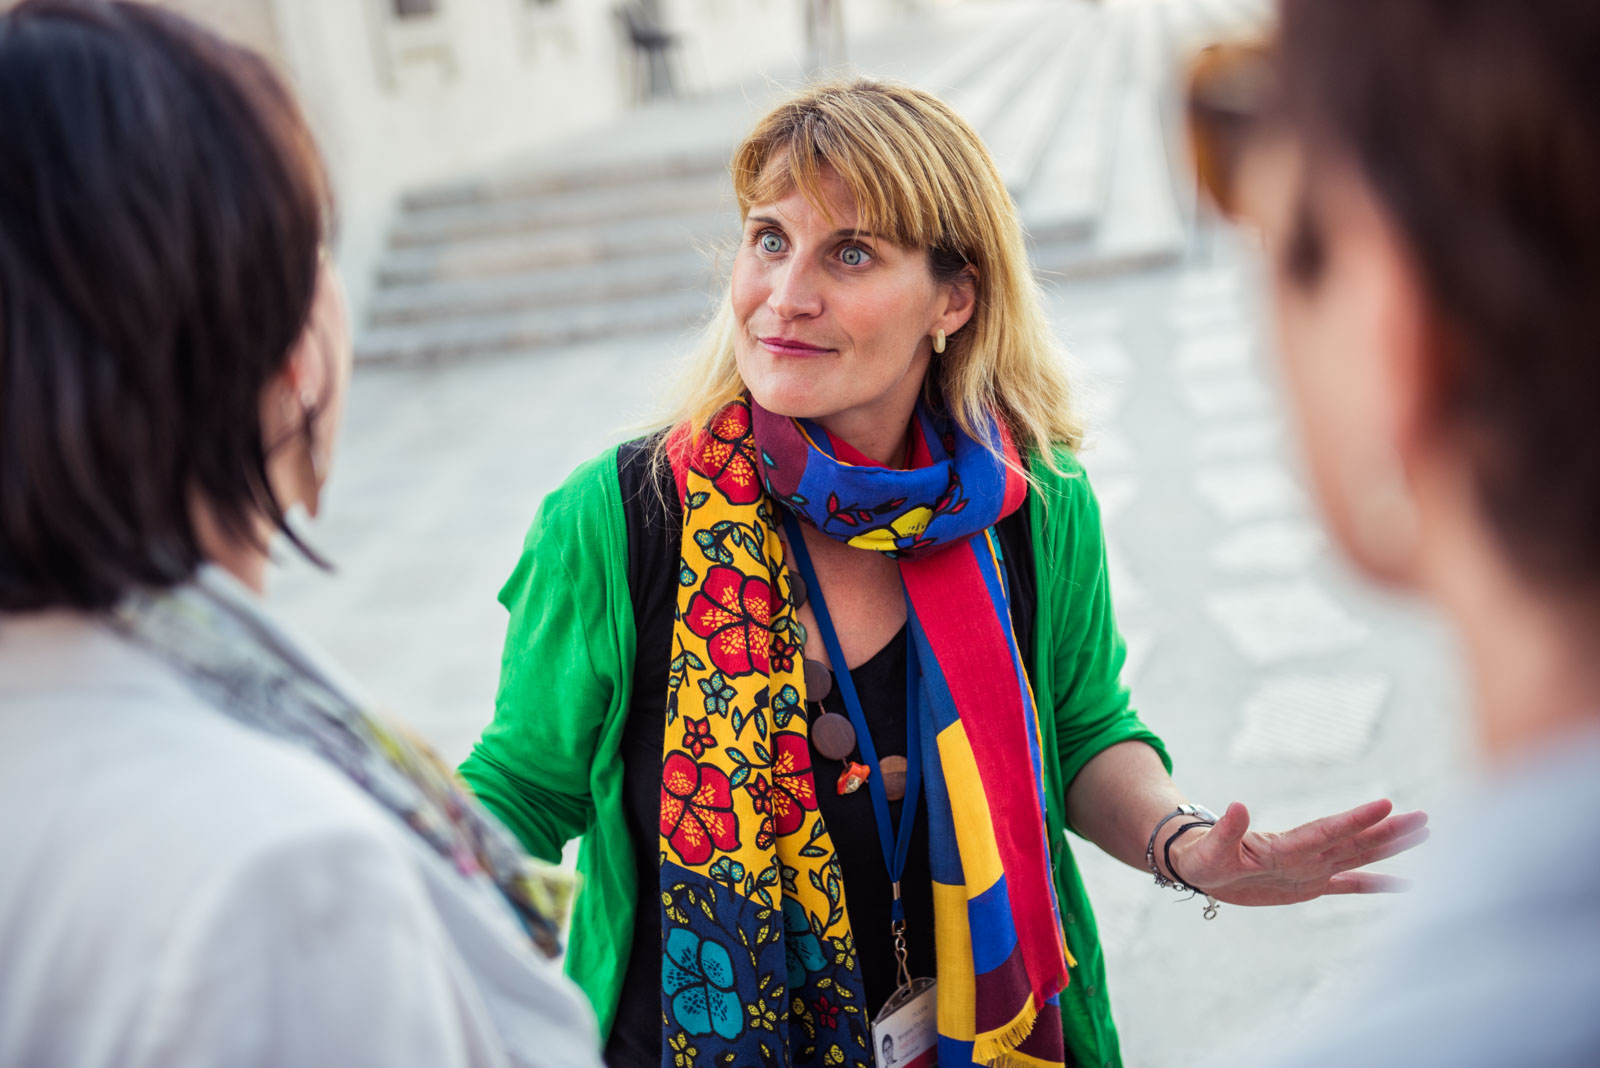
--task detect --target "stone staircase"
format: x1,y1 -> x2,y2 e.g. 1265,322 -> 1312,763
356,0 -> 1270,365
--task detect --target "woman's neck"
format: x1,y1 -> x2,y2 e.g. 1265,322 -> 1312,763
814,408 -> 915,468
190,497 -> 271,596
1426,521 -> 1600,763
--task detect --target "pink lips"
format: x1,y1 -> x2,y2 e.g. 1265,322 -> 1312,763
759,336 -> 834,357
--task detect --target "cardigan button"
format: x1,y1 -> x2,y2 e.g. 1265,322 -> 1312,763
1065,912 -> 1077,925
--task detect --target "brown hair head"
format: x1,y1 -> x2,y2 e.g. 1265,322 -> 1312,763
0,0 -> 332,611
1278,0 -> 1600,593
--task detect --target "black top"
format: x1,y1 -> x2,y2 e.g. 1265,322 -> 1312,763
603,436 -> 1039,1068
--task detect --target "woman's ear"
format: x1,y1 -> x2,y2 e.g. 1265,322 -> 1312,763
939,266 -> 978,336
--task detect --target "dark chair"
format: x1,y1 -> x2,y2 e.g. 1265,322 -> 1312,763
615,3 -> 683,103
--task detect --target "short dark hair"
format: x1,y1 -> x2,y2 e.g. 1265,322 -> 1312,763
0,0 -> 331,611
1278,0 -> 1600,594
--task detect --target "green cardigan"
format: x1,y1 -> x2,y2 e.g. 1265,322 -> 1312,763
460,444 -> 1170,1068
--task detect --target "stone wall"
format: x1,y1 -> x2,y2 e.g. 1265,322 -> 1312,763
150,0 -> 906,321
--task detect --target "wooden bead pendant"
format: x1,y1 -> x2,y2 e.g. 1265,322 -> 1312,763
802,658 -> 832,703
879,755 -> 909,801
810,712 -> 857,762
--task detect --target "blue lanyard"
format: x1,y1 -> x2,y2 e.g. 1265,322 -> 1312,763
782,512 -> 923,924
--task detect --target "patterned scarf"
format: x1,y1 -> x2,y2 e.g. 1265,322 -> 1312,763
107,565 -> 575,958
660,396 -> 1071,1068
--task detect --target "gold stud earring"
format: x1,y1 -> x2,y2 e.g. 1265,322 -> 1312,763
933,329 -> 946,354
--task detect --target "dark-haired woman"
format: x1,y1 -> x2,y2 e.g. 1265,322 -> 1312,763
1191,1 -> 1600,1064
0,3 -> 598,1065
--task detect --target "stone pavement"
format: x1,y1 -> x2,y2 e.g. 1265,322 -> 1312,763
271,1 -> 1477,1062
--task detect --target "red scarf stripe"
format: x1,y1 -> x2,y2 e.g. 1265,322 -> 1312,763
901,541 -> 1070,1005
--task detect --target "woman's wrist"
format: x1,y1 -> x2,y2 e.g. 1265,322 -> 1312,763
1161,822 -> 1213,888
1145,804 -> 1217,888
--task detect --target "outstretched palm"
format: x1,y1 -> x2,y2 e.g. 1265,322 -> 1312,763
1169,799 -> 1430,906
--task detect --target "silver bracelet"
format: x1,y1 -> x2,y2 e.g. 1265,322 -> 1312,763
1145,804 -> 1222,919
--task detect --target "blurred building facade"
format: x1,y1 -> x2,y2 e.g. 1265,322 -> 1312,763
151,0 -> 909,318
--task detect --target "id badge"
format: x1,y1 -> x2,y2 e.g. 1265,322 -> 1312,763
871,977 -> 937,1068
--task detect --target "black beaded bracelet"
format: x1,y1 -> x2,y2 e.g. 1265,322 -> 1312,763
1144,804 -> 1217,890
1163,819 -> 1214,893
1144,805 -> 1223,920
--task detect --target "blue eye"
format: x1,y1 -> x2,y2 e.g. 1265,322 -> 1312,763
840,245 -> 870,267
759,232 -> 785,254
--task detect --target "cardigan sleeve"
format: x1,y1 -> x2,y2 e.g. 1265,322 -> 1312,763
1031,449 -> 1171,804
459,448 -> 632,864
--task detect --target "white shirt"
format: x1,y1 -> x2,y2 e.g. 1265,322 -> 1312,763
0,608 -> 601,1068
1241,728 -> 1600,1068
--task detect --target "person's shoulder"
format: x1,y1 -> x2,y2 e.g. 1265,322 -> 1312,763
0,670 -> 435,1034
1026,444 -> 1088,489
519,432 -> 677,560
1023,445 -> 1098,526
537,441 -> 629,519
54,675 -> 407,863
90,691 -> 439,931
534,432 -> 675,527
508,440 -> 638,566
0,618 -> 390,848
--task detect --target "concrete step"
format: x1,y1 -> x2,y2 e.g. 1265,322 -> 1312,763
400,151 -> 729,213
1031,77 -> 1186,281
369,247 -> 718,326
355,286 -> 709,365
945,8 -> 1075,137
387,172 -> 733,248
353,0 -> 1207,365
375,210 -> 734,286
1019,15 -> 1124,243
908,2 -> 1054,100
987,9 -> 1099,195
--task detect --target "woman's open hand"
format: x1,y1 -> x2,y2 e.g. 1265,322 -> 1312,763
1166,799 -> 1430,906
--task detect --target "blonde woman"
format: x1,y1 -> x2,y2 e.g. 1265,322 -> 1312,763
461,80 -> 1426,1068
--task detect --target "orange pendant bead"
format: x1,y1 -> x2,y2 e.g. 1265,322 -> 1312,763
836,761 -> 871,795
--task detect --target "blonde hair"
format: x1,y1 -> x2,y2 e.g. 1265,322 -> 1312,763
655,78 -> 1083,474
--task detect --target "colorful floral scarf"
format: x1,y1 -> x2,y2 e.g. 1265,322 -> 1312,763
107,565 -> 574,958
660,396 -> 1071,1068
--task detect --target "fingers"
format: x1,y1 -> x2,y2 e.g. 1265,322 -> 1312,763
1318,811 -> 1431,870
1323,870 -> 1413,895
1327,825 -> 1431,873
1277,798 -> 1395,854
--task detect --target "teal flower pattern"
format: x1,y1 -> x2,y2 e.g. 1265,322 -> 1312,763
783,896 -> 827,989
663,928 -> 743,1041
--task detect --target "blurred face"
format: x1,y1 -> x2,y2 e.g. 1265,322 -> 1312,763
1238,138 -> 1427,585
264,257 -> 352,518
730,167 -> 973,449
304,258 -> 353,484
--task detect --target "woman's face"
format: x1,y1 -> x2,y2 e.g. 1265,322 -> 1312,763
730,167 -> 972,446
264,257 -> 352,518
1239,138 -> 1428,586
308,258 -> 354,481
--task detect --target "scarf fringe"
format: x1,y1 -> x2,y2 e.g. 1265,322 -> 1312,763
972,999 -> 1046,1068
